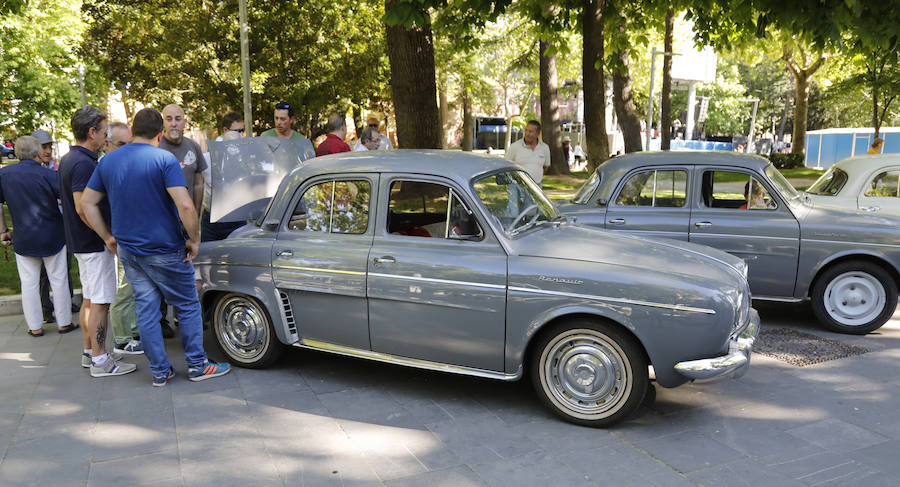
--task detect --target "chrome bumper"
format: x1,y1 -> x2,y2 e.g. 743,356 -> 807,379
674,308 -> 760,381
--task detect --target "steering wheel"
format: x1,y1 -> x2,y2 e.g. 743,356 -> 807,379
507,204 -> 540,232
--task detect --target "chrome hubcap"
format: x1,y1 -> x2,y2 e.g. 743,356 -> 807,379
543,331 -> 630,418
824,272 -> 886,326
217,297 -> 268,360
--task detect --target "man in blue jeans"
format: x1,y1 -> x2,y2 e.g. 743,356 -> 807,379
80,107 -> 230,386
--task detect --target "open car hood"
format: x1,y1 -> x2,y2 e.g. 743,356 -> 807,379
208,136 -> 315,222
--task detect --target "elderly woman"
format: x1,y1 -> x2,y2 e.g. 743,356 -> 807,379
0,136 -> 74,336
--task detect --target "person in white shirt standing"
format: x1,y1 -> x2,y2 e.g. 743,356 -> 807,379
505,120 -> 551,186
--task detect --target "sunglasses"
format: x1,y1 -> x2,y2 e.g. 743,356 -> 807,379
231,128 -> 245,133
275,102 -> 291,109
368,123 -> 379,128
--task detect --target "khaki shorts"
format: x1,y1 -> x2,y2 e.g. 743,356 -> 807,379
75,249 -> 117,304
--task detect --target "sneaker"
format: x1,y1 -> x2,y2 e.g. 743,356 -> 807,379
152,366 -> 175,387
160,320 -> 175,339
90,356 -> 137,377
114,339 -> 144,355
188,360 -> 231,382
82,351 -> 126,369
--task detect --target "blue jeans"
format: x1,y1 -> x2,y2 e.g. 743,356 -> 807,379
118,247 -> 206,376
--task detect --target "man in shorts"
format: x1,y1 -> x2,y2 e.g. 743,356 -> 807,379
58,106 -> 136,377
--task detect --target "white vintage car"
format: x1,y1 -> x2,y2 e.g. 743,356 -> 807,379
806,154 -> 900,215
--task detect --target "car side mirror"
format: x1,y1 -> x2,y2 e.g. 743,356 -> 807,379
262,218 -> 280,231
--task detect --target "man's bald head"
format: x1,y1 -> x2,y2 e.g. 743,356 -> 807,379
162,104 -> 186,144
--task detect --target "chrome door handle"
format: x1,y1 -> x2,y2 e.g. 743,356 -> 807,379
276,249 -> 293,257
860,206 -> 880,212
694,221 -> 712,228
608,218 -> 626,225
373,256 -> 396,265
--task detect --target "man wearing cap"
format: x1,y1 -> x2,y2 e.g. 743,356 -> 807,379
261,102 -> 307,140
31,129 -> 77,323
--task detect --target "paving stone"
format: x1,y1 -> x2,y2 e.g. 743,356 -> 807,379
559,443 -> 696,487
470,449 -> 590,487
769,450 -> 876,483
687,458 -> 807,486
511,417 -> 618,453
181,451 -> 281,487
633,430 -> 745,474
92,411 -> 177,462
786,418 -> 889,452
244,387 -> 324,417
425,413 -> 541,464
88,448 -> 181,487
848,440 -> 900,476
386,465 -> 486,487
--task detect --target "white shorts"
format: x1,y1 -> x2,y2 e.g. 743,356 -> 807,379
76,249 -> 117,304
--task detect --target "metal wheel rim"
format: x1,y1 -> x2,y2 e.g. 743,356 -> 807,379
823,271 -> 886,326
215,296 -> 270,361
541,329 -> 631,419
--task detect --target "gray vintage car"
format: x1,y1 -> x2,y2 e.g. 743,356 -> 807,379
560,151 -> 900,335
196,150 -> 758,427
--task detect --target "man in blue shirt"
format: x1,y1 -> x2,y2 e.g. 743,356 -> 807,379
59,105 -> 136,378
82,107 -> 231,387
0,136 -> 74,336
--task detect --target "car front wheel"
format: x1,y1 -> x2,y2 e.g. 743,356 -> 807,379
812,261 -> 898,335
213,293 -> 282,368
530,319 -> 648,427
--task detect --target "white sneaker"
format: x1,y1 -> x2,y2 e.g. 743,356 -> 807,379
82,350 -> 125,368
89,356 -> 137,377
115,339 -> 144,355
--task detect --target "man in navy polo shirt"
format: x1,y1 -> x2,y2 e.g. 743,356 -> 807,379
59,105 -> 136,378
81,107 -> 231,387
0,136 -> 74,337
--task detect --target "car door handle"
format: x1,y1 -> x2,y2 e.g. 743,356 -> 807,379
694,221 -> 713,228
373,256 -> 395,265
860,206 -> 880,212
608,218 -> 626,225
275,249 -> 293,257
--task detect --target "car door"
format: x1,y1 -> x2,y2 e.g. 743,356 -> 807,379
603,167 -> 692,240
857,167 -> 900,214
271,174 -> 376,350
367,176 -> 507,371
689,167 -> 800,298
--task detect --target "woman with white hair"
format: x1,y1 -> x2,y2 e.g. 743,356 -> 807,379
0,136 -> 74,336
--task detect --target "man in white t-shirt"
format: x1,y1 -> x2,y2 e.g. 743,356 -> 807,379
505,120 -> 551,185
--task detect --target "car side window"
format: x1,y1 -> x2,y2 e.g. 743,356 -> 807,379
865,170 -> 899,198
701,171 -> 776,210
615,169 -> 687,207
387,180 -> 482,239
288,179 -> 370,233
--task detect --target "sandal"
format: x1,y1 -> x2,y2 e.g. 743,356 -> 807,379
57,323 -> 80,334
27,329 -> 44,337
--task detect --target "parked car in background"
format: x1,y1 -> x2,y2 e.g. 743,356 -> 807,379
196,150 -> 759,427
1,145 -> 15,159
805,154 -> 900,215
560,151 -> 900,335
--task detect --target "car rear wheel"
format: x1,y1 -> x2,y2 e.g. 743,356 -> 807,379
812,261 -> 898,335
530,319 -> 648,427
213,293 -> 282,368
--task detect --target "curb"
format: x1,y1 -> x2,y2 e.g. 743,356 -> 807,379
0,291 -> 83,317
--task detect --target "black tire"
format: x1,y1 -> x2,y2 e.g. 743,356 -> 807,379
212,293 -> 283,368
811,261 -> 898,335
530,319 -> 648,427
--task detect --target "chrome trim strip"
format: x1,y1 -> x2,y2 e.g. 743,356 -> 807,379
508,286 -> 716,314
275,265 -> 366,277
293,339 -> 521,381
751,295 -> 804,303
368,272 -> 507,290
804,239 -> 900,249
210,261 -> 270,268
691,233 -> 798,242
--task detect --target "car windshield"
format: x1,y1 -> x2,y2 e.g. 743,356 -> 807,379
473,170 -> 559,236
572,169 -> 601,204
806,167 -> 849,196
765,164 -> 803,206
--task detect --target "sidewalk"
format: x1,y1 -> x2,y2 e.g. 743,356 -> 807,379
1,304 -> 899,486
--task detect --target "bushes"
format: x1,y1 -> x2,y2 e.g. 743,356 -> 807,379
769,153 -> 805,169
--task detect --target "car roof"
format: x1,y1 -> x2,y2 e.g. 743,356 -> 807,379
831,154 -> 900,172
296,149 -> 517,183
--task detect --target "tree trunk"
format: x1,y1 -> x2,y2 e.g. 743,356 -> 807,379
503,85 -> 513,150
352,105 -> 363,137
540,40 -> 569,175
438,74 -> 449,149
582,0 -> 609,171
791,76 -> 809,154
384,0 -> 441,149
778,92 -> 791,142
660,8 -> 674,150
611,10 -> 643,153
461,81 -> 473,151
870,64 -> 880,138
